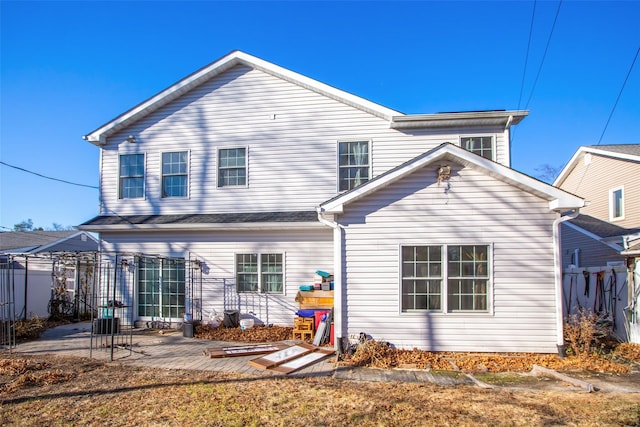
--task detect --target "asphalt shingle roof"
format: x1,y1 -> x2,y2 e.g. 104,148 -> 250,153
568,214 -> 639,238
0,230 -> 80,252
587,144 -> 640,157
81,211 -> 319,226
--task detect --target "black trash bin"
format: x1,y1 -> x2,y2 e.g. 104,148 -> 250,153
183,322 -> 194,338
223,310 -> 239,328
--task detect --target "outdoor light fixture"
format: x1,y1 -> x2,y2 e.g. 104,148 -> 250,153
126,135 -> 136,143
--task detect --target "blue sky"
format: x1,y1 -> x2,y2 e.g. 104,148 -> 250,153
1,1 -> 639,230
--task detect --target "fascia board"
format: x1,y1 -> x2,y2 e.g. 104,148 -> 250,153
83,51 -> 402,145
390,110 -> 528,129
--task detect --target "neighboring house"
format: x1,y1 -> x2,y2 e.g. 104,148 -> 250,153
80,50 -> 585,354
554,144 -> 640,269
0,230 -> 100,319
555,145 -> 640,344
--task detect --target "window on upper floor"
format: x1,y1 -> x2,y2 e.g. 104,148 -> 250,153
162,151 -> 188,198
235,253 -> 284,294
338,140 -> 370,191
461,136 -> 493,160
401,244 -> 490,313
119,153 -> 145,199
610,186 -> 624,221
218,147 -> 247,187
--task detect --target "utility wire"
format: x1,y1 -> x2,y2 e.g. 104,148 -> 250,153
596,46 -> 639,146
0,160 -> 99,189
573,45 -> 639,191
518,0 -> 537,110
524,0 -> 563,110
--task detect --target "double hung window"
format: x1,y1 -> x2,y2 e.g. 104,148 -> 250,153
119,154 -> 145,199
401,244 -> 490,313
218,148 -> 247,187
162,151 -> 188,197
236,253 -> 284,293
338,141 -> 370,191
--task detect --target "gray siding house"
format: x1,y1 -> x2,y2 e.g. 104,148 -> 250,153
80,51 -> 584,353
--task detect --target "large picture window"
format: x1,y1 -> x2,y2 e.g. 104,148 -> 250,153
119,154 -> 145,199
218,147 -> 246,187
162,151 -> 188,197
401,244 -> 489,313
236,253 -> 284,293
339,141 -> 370,191
138,257 -> 185,319
461,136 -> 493,160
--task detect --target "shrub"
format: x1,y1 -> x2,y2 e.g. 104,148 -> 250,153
564,309 -> 611,356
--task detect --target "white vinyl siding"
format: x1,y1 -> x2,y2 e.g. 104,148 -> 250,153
338,162 -> 558,353
99,66 -> 513,217
98,228 -> 332,327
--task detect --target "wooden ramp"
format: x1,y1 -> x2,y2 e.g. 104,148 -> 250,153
248,342 -> 334,374
205,343 -> 289,358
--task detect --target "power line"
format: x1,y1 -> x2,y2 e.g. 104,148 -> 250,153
518,0 -> 537,110
0,160 -> 99,189
596,46 -> 640,146
524,0 -> 563,110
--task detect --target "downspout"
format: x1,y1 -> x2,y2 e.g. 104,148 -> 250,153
553,209 -> 579,356
504,115 -> 513,167
316,207 -> 345,353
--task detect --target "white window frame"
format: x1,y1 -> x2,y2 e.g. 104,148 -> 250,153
337,139 -> 372,192
399,243 -> 492,314
118,152 -> 146,199
234,252 -> 285,294
161,150 -> 190,198
217,146 -> 248,188
136,256 -> 186,320
609,186 -> 624,221
460,135 -> 495,161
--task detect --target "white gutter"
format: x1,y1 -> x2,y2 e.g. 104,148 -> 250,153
553,209 -> 580,355
316,207 -> 345,353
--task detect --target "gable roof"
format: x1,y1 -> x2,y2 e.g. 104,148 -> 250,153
82,50 -> 528,145
567,214 -> 638,239
554,144 -> 640,187
320,143 -> 585,214
0,231 -> 99,254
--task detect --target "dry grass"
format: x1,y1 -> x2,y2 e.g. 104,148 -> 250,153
196,323 -> 640,374
341,339 -> 638,374
0,353 -> 639,427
